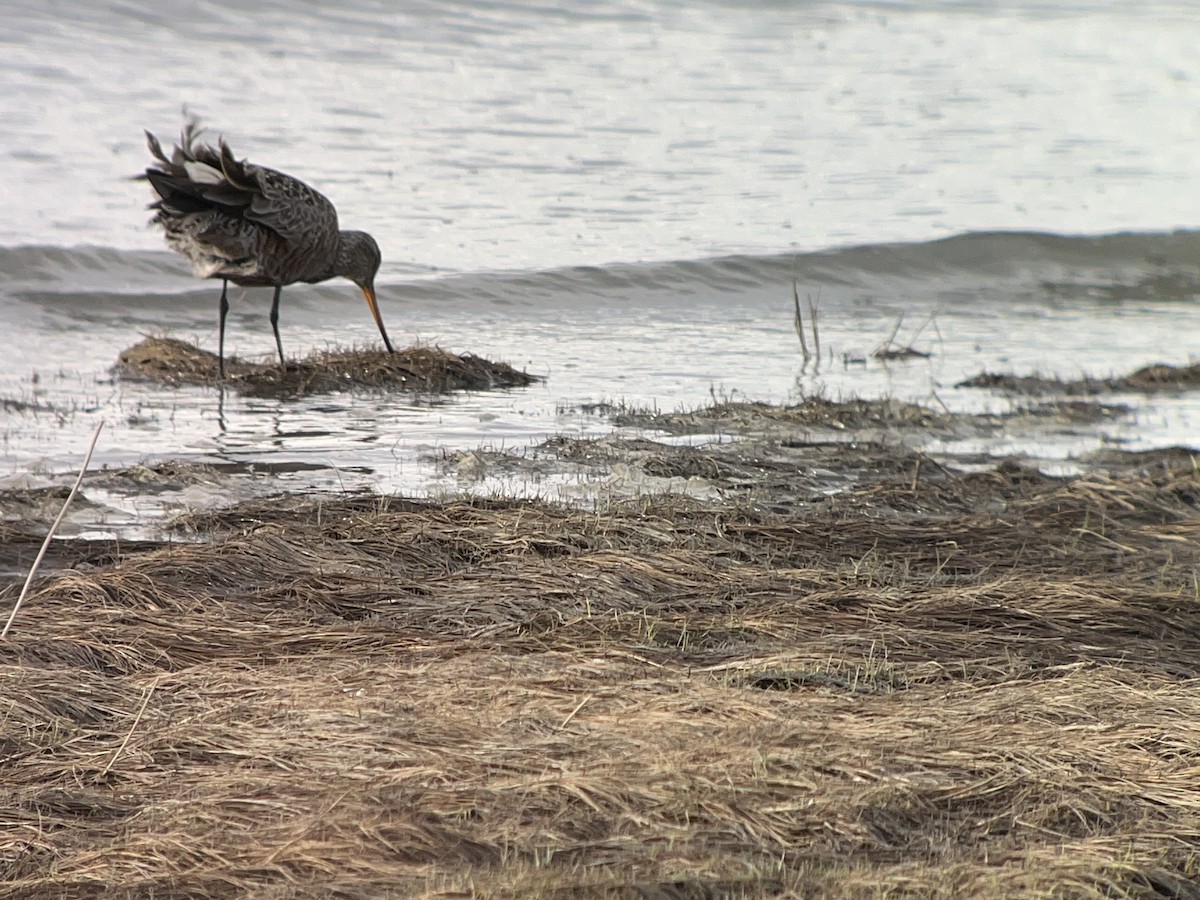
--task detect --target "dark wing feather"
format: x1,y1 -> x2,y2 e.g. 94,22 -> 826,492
203,137 -> 338,245
219,143 -> 340,250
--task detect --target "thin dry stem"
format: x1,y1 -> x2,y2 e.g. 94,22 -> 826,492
878,311 -> 906,355
808,286 -> 822,362
792,273 -> 811,361
1,419 -> 103,639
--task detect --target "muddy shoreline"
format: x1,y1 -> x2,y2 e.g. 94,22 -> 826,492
3,383 -> 1200,897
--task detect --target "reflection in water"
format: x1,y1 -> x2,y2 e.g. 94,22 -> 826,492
216,383 -> 228,436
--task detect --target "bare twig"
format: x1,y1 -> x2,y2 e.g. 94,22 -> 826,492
1,419 -> 104,639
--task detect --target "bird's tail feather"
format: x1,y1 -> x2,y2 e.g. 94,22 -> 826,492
142,119 -> 257,212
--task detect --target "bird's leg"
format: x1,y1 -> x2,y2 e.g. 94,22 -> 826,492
218,279 -> 230,379
269,285 -> 285,366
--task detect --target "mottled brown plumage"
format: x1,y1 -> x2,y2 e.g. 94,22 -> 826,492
141,122 -> 395,376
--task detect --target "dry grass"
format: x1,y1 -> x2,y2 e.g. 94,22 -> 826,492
4,440 -> 1200,897
116,337 -> 539,397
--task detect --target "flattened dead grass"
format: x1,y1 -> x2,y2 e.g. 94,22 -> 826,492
4,440 -> 1200,897
116,336 -> 539,397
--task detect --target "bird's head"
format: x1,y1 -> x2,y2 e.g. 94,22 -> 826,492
336,230 -> 393,352
337,230 -> 382,292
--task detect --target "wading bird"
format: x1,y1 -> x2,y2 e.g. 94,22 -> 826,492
141,123 -> 395,377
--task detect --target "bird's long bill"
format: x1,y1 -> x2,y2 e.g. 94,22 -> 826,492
358,282 -> 396,353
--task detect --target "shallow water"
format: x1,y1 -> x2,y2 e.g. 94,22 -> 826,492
5,232 -> 1200,529
3,2 -> 1200,534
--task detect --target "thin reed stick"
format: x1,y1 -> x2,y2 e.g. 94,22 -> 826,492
808,287 -> 822,362
792,254 -> 811,360
792,269 -> 811,360
1,419 -> 104,639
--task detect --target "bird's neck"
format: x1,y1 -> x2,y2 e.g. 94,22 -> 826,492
304,232 -> 358,284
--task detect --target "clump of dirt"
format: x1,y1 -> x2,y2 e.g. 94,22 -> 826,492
91,460 -> 224,488
614,397 -> 949,434
1007,398 -> 1130,423
957,371 -> 1108,395
872,345 -> 931,361
5,404 -> 1200,897
116,336 -> 540,397
1082,445 -> 1200,472
959,360 -> 1200,395
1118,361 -> 1200,390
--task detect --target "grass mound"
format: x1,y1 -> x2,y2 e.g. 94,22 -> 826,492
116,336 -> 539,397
959,360 -> 1200,395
